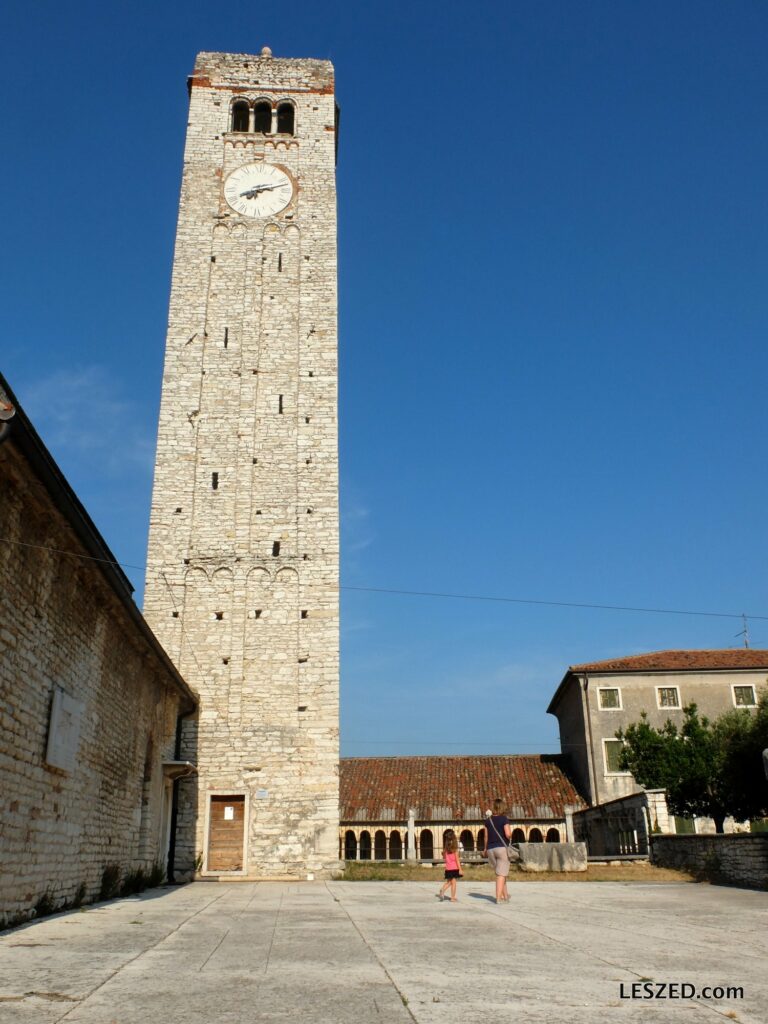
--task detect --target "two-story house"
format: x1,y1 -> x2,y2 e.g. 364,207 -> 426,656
547,649 -> 767,807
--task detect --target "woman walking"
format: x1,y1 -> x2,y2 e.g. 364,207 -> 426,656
436,829 -> 463,902
484,799 -> 512,904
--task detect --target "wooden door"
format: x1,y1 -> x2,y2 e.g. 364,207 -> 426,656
207,795 -> 245,871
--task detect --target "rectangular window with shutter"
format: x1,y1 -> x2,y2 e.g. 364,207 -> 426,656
732,684 -> 756,707
598,687 -> 621,709
603,738 -> 628,774
657,686 -> 680,709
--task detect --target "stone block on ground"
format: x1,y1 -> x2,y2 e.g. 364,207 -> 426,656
517,841 -> 588,872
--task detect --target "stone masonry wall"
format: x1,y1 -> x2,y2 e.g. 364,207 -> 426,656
650,834 -> 768,890
0,441 -> 188,926
144,51 -> 339,877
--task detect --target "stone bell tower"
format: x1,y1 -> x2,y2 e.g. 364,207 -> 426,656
144,49 -> 339,878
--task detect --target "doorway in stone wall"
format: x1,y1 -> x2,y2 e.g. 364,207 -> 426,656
206,795 -> 246,872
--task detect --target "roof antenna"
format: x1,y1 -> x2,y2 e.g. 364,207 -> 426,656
734,614 -> 750,649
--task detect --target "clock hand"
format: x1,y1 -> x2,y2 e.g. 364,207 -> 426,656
240,183 -> 286,198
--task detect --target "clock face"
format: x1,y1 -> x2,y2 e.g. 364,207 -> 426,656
223,163 -> 293,218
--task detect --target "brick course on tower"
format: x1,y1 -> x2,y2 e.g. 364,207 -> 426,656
144,49 -> 340,878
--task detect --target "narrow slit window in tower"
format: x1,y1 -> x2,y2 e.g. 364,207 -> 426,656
253,609 -> 262,619
277,102 -> 295,135
278,395 -> 284,413
278,253 -> 283,272
211,472 -> 219,490
215,612 -> 224,621
301,610 -> 308,619
253,101 -> 271,133
272,541 -> 280,557
224,327 -> 228,349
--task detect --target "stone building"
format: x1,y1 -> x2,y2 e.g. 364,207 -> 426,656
144,50 -> 340,878
339,756 -> 586,860
548,649 -> 768,808
0,375 -> 197,926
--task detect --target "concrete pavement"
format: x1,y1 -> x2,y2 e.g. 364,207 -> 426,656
1,880 -> 766,1024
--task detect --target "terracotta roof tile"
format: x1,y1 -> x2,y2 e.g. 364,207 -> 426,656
570,649 -> 768,673
340,755 -> 586,822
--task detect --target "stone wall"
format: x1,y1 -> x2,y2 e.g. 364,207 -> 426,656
651,834 -> 768,890
0,400 -> 196,926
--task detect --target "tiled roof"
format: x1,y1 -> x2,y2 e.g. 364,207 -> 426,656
570,650 -> 768,673
340,755 -> 586,823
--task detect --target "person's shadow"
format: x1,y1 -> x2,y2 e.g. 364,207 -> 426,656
468,891 -> 497,903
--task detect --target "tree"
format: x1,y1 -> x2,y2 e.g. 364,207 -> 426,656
714,689 -> 768,824
617,692 -> 768,833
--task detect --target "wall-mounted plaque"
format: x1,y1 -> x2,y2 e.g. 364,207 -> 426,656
45,687 -> 85,773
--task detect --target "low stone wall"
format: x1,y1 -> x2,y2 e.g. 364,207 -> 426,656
650,834 -> 768,890
517,842 -> 588,873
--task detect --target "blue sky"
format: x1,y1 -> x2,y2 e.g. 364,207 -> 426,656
3,1 -> 768,756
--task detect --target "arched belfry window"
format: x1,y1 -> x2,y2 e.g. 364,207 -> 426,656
253,101 -> 272,134
231,100 -> 250,133
277,101 -> 295,135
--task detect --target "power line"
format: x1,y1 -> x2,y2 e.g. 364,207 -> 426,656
3,535 -> 768,623
341,585 -> 768,622
1,537 -> 146,572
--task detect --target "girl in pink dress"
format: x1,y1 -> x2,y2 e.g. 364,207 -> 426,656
436,829 -> 463,902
